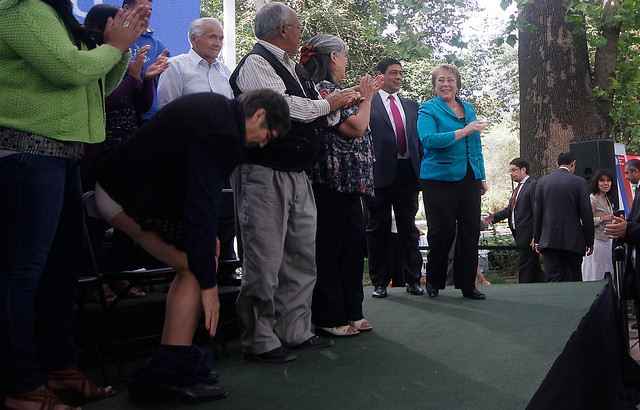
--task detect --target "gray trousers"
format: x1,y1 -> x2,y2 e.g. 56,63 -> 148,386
233,163 -> 317,354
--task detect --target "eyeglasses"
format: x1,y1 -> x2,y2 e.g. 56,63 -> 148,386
508,168 -> 521,173
285,23 -> 305,32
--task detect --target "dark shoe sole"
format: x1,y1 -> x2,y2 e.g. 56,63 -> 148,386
244,352 -> 298,363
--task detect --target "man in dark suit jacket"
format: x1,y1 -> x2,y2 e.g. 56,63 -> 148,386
365,58 -> 423,298
605,159 -> 640,298
484,158 -> 545,283
534,152 -> 595,281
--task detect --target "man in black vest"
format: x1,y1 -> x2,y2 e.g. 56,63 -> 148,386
229,2 -> 358,363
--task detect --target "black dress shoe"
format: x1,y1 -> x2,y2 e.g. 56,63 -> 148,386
160,382 -> 228,402
372,285 -> 388,298
462,288 -> 486,300
425,282 -> 439,297
293,335 -> 335,349
244,346 -> 298,363
207,371 -> 220,383
406,282 -> 424,295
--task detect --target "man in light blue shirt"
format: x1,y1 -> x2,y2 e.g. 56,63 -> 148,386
158,18 -> 233,107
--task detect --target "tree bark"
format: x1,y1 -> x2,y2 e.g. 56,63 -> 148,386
519,0 -> 610,178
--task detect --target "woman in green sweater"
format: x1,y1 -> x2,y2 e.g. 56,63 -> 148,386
0,1 -> 149,409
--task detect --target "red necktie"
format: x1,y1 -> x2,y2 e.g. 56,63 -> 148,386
389,95 -> 406,156
510,183 -> 521,229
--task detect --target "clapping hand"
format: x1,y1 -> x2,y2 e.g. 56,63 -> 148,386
128,45 -> 149,80
104,5 -> 151,53
144,49 -> 169,79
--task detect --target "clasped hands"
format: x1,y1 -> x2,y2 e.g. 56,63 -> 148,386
605,215 -> 627,239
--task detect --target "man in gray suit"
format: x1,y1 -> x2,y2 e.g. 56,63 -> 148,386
484,158 -> 545,282
534,152 -> 594,281
365,58 -> 423,298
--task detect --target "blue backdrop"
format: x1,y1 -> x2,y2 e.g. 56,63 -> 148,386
72,0 -> 201,55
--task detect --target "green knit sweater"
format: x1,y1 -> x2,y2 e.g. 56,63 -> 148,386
0,0 -> 130,143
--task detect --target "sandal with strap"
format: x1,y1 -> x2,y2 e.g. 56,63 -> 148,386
2,385 -> 80,410
316,325 -> 359,337
113,280 -> 146,298
349,318 -> 373,331
46,367 -> 115,405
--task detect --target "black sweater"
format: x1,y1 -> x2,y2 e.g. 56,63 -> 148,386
97,93 -> 245,289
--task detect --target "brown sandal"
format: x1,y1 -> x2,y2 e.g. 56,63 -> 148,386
46,367 -> 115,404
2,385 -> 80,410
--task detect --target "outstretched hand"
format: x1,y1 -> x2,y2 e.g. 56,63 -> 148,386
605,215 -> 627,239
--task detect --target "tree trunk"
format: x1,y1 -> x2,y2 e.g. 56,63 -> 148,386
519,0 -> 610,178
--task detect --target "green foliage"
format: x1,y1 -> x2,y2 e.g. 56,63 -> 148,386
480,229 -> 519,276
500,0 -> 640,152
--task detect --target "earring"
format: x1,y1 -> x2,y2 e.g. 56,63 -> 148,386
334,67 -> 338,71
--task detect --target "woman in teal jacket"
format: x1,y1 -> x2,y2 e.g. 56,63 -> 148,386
0,1 -> 148,408
417,64 -> 488,300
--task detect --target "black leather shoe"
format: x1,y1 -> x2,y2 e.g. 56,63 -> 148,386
160,382 -> 228,402
207,371 -> 220,383
406,282 -> 424,295
293,335 -> 335,349
372,285 -> 388,298
462,288 -> 486,300
244,346 -> 298,363
425,282 -> 439,297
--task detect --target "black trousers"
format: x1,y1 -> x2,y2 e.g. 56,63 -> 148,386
518,246 -> 545,283
422,165 -> 481,291
312,184 -> 365,327
541,248 -> 583,282
364,160 -> 422,287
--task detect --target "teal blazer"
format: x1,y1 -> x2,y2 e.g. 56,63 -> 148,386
417,95 -> 485,181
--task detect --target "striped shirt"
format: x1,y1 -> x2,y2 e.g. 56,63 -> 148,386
235,40 -> 338,125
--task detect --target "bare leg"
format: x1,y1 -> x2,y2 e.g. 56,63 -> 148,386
110,212 -> 204,346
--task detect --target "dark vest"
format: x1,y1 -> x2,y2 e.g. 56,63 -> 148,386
229,43 -> 325,171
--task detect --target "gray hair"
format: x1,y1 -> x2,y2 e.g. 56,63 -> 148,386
189,17 -> 222,40
302,34 -> 348,83
254,2 -> 294,40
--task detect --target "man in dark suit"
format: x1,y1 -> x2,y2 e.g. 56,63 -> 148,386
605,159 -> 640,298
365,58 -> 423,298
484,158 -> 545,283
534,152 -> 594,281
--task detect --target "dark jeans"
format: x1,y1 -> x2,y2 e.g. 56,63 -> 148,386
0,153 -> 81,393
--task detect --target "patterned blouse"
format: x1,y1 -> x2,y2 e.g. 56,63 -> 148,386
309,80 -> 376,197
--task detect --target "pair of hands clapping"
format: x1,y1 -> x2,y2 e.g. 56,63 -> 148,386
103,5 -> 151,53
324,74 -> 384,110
129,45 -> 169,81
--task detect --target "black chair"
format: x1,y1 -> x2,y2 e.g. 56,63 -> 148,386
82,191 -> 176,380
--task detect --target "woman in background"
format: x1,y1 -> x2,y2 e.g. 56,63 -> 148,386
301,34 -> 383,336
582,168 -> 615,281
0,0 -> 148,408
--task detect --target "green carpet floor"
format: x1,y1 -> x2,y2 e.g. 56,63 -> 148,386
83,280 -> 605,409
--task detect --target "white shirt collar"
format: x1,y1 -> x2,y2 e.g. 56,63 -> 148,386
378,89 -> 399,101
519,175 -> 530,185
258,40 -> 291,65
188,48 -> 218,68
559,166 -> 571,172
